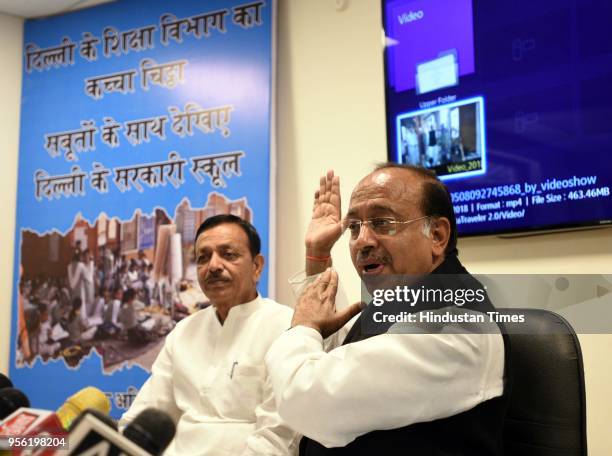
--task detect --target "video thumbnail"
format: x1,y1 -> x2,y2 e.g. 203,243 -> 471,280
396,96 -> 486,180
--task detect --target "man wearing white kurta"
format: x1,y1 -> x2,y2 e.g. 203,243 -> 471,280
120,215 -> 299,455
265,166 -> 506,455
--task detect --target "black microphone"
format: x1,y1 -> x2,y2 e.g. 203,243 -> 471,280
0,373 -> 12,390
123,408 -> 176,456
0,387 -> 30,419
66,412 -> 147,455
69,407 -> 118,432
64,407 -> 175,455
54,408 -> 118,454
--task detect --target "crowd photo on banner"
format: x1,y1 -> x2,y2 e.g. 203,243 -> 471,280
16,194 -> 252,371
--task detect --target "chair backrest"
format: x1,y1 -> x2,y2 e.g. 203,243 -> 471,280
501,309 -> 587,456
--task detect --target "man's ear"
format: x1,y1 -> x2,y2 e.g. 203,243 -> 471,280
252,254 -> 265,281
429,217 -> 451,258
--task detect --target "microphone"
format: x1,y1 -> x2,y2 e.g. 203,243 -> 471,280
123,408 -> 176,456
64,407 -> 175,456
0,386 -> 111,453
68,408 -> 117,433
21,386 -> 111,439
0,388 -> 30,420
0,373 -> 12,390
55,386 -> 111,430
49,408 -> 118,455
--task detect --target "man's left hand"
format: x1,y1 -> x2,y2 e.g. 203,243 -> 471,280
291,268 -> 363,339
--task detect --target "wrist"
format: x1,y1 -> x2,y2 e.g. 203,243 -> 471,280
306,254 -> 331,262
305,247 -> 332,276
305,246 -> 332,258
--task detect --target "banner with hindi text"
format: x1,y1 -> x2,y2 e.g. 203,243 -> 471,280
10,0 -> 275,418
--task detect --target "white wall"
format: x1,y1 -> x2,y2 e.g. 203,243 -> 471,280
0,0 -> 610,453
0,12 -> 23,374
275,0 -> 388,307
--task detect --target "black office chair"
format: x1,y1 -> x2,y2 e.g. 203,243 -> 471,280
501,309 -> 587,455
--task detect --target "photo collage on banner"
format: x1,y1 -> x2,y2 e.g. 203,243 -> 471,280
10,0 -> 274,418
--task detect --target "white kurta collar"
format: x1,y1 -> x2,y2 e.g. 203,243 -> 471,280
216,294 -> 264,326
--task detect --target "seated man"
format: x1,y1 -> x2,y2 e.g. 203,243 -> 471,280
37,304 -> 61,357
265,165 -> 508,455
121,215 -> 298,455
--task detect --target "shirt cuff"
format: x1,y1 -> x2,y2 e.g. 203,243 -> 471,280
286,324 -> 324,343
288,270 -> 321,300
265,325 -> 324,375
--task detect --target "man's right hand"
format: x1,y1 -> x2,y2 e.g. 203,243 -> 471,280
305,170 -> 343,275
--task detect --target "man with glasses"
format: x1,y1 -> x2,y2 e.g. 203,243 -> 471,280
265,164 -> 507,455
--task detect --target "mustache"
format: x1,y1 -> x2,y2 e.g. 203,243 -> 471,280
204,270 -> 230,283
355,249 -> 391,264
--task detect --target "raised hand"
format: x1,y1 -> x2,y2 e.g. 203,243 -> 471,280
291,268 -> 363,339
305,170 -> 343,274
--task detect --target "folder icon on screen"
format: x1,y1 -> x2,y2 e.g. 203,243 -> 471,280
416,52 -> 458,95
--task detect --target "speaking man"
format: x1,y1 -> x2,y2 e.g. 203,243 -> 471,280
265,165 -> 508,455
121,214 -> 298,455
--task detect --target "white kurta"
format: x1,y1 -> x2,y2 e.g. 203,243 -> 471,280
265,271 -> 505,449
120,296 -> 299,455
82,260 -> 96,317
67,261 -> 87,304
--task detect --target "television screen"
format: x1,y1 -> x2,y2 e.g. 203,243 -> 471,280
383,0 -> 612,236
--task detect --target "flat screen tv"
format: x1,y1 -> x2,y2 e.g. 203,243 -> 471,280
383,0 -> 612,236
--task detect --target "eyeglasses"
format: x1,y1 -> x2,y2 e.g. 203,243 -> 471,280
344,216 -> 430,239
